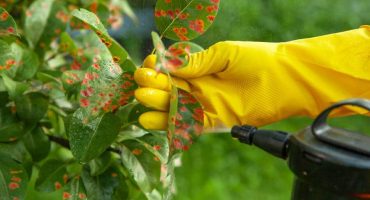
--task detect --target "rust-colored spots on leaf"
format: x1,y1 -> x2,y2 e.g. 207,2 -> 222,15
55,181 -> 62,190
78,193 -> 86,199
189,19 -> 205,34
132,148 -> 142,155
56,11 -> 69,23
11,176 -> 21,182
113,56 -> 120,63
63,192 -> 72,199
63,174 -> 69,184
196,4 -> 204,10
0,11 -> 9,21
153,145 -> 161,151
111,172 -> 118,177
80,99 -> 90,107
8,182 -> 19,190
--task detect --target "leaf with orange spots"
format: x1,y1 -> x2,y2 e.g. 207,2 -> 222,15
0,7 -> 18,36
78,59 -> 137,118
0,39 -> 16,74
120,134 -> 167,196
152,32 -> 204,72
0,152 -> 28,200
61,70 -> 85,95
68,108 -> 122,162
63,176 -> 87,200
155,0 -> 220,41
59,32 -> 78,56
168,87 -> 204,155
35,159 -> 68,192
25,0 -> 68,50
71,9 -> 129,66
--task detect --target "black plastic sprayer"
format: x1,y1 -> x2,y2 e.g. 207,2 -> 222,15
231,99 -> 370,200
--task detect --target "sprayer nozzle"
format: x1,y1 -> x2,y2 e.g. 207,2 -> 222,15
231,125 -> 290,159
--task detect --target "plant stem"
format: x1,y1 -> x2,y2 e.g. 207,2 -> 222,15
47,135 -> 121,154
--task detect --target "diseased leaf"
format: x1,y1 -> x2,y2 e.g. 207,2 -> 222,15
0,152 -> 29,200
35,159 -> 69,192
81,166 -> 126,200
68,108 -> 121,162
10,43 -> 39,81
71,8 -> 129,66
22,126 -> 50,162
39,0 -> 68,52
79,59 -> 137,118
2,74 -> 29,100
120,136 -> 163,195
59,32 -> 78,56
168,88 -> 204,154
14,92 -> 49,126
0,7 -> 18,36
24,0 -> 55,47
155,0 -> 220,41
61,70 -> 85,94
0,39 -> 16,73
62,176 -> 87,200
152,32 -> 203,72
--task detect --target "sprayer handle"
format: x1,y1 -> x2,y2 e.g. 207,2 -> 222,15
312,98 -> 370,156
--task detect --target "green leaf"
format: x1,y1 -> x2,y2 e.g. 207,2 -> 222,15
61,70 -> 84,94
0,39 -> 15,73
152,32 -> 203,72
119,136 -> 163,195
155,0 -> 220,41
68,108 -> 121,162
41,1 -> 68,52
35,159 -> 69,192
1,74 -> 29,100
168,88 -> 204,154
111,0 -> 138,23
22,126 -> 51,162
0,7 -> 18,36
71,8 -> 129,65
11,43 -> 40,81
81,166 -> 126,200
88,151 -> 112,176
59,32 -> 78,56
15,92 -> 49,126
0,152 -> 29,200
79,59 -> 137,118
24,0 -> 55,47
0,121 -> 24,142
0,140 -> 31,163
62,176 -> 87,200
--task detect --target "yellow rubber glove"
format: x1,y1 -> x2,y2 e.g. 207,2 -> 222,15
135,25 -> 370,130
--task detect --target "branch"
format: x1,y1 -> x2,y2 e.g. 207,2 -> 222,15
47,135 -> 121,154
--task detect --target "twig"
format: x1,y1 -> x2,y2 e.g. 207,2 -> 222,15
47,135 -> 121,154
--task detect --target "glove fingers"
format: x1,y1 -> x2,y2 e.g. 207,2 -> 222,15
139,111 -> 168,130
134,68 -> 191,92
135,88 -> 170,111
170,42 -> 231,79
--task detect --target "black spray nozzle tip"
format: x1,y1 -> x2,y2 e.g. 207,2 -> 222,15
231,125 -> 258,145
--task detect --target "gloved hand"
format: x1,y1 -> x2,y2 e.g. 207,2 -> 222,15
135,25 -> 370,130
